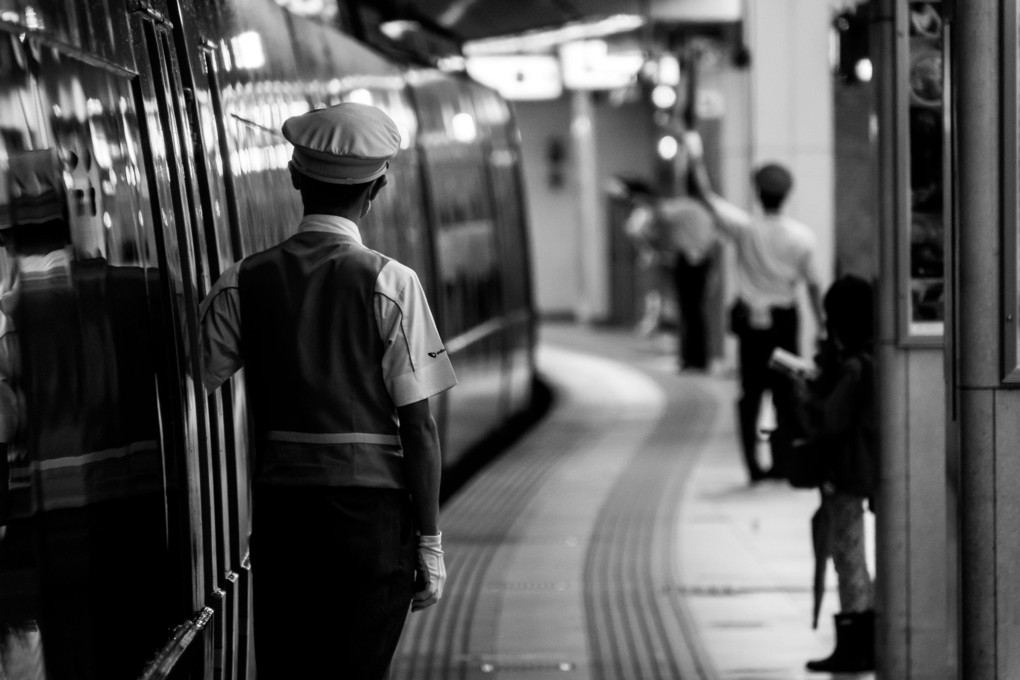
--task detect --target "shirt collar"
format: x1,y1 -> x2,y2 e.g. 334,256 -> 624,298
297,214 -> 363,244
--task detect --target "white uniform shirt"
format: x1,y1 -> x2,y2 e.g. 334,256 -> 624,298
200,214 -> 457,406
708,196 -> 819,325
656,196 -> 718,264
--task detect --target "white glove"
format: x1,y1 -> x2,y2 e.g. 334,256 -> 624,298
412,532 -> 446,612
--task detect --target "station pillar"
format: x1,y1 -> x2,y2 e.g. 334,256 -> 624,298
570,89 -> 606,323
953,1 -> 1020,678
872,0 -> 953,677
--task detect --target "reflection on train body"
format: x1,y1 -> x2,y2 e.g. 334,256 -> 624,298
0,0 -> 536,677
0,82 -> 174,677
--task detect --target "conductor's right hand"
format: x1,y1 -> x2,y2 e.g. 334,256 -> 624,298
412,532 -> 446,611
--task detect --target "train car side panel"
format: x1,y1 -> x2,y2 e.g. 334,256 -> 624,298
0,9 -> 212,676
462,80 -> 536,419
407,69 -> 507,467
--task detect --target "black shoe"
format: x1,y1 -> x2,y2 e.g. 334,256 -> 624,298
806,611 -> 875,673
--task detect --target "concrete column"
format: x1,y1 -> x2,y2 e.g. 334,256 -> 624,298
872,1 -> 952,678
570,89 -> 605,323
955,1 -> 1020,678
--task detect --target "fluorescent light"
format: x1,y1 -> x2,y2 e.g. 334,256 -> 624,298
657,135 -> 678,160
854,58 -> 873,82
651,85 -> 677,109
452,112 -> 477,142
464,14 -> 645,56
467,55 -> 563,101
231,31 -> 266,71
438,55 -> 467,72
379,20 -> 419,41
347,88 -> 373,106
560,40 -> 643,91
658,55 -> 681,86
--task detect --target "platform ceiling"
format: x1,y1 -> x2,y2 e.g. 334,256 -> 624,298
408,0 -> 649,41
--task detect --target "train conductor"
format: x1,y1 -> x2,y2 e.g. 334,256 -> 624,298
200,102 -> 457,678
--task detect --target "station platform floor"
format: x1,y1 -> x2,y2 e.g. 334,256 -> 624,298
393,321 -> 876,680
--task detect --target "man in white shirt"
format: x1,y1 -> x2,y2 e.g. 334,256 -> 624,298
687,132 -> 824,482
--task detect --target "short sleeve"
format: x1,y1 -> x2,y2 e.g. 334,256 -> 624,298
795,229 -> 821,287
200,261 -> 244,392
800,251 -> 821,287
375,261 -> 457,407
706,194 -> 752,240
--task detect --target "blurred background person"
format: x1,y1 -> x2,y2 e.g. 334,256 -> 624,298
686,131 -> 824,483
792,274 -> 877,673
657,194 -> 718,372
610,177 -> 675,337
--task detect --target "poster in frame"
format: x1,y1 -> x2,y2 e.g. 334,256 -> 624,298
898,0 -> 946,345
1002,2 -> 1020,382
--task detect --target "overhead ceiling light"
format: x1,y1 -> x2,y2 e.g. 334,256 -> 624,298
658,55 -> 681,86
438,55 -> 467,72
380,20 -> 421,41
464,14 -> 646,56
466,55 -> 563,101
651,85 -> 678,109
452,112 -> 477,143
347,88 -> 373,106
854,58 -> 873,83
657,135 -> 679,161
230,31 -> 266,71
560,40 -> 644,91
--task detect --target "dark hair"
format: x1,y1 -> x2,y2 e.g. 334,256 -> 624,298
298,174 -> 374,210
759,190 -> 787,211
754,163 -> 792,211
824,274 -> 874,353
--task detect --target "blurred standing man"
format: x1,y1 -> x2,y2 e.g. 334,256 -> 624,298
201,103 -> 456,678
686,131 -> 824,483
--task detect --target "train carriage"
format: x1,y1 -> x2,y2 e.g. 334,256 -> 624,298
0,0 -> 536,677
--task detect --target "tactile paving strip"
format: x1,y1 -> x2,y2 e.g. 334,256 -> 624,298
392,330 -> 724,679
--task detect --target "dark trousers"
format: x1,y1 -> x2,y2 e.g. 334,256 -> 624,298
736,305 -> 799,480
253,486 -> 417,680
674,252 -> 710,369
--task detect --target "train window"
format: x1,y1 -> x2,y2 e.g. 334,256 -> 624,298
901,0 -> 945,343
355,86 -> 431,283
410,74 -> 503,340
220,83 -> 303,255
0,31 -> 175,676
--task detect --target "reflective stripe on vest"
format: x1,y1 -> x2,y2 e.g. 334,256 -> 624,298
257,436 -> 405,489
34,440 -> 163,511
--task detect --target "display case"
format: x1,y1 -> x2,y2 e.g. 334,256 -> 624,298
1003,2 -> 1020,381
898,0 -> 947,344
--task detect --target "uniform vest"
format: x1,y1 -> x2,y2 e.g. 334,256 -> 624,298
239,230 -> 405,489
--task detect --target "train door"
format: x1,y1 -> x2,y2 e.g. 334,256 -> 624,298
406,71 -> 507,466
463,82 -> 536,419
128,2 -> 251,677
162,8 -> 257,678
0,14 -> 204,680
127,4 -> 223,676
